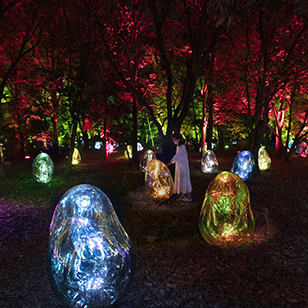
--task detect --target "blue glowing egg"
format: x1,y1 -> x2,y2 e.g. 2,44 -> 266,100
48,184 -> 136,308
231,151 -> 255,181
32,152 -> 54,183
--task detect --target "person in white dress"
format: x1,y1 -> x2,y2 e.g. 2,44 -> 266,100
167,133 -> 192,202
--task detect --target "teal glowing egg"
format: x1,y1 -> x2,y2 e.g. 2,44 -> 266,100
48,184 -> 136,308
199,171 -> 255,247
32,152 -> 54,183
231,151 -> 255,181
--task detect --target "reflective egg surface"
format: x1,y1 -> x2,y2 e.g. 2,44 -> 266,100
199,171 -> 255,247
32,152 -> 54,183
145,159 -> 174,202
231,150 -> 255,181
48,184 -> 136,308
258,147 -> 271,170
296,141 -> 308,158
140,150 -> 156,171
201,150 -> 219,173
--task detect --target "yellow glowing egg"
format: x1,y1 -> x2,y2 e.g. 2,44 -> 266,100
145,159 -> 174,202
72,148 -> 81,165
125,145 -> 132,159
258,147 -> 271,171
199,171 -> 255,247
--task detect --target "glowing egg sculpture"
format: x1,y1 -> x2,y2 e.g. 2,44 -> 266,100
140,150 -> 156,171
296,141 -> 308,158
94,141 -> 101,150
72,148 -> 81,165
231,150 -> 255,181
125,145 -> 132,159
32,152 -> 54,183
137,142 -> 143,151
145,159 -> 174,202
48,184 -> 136,308
201,150 -> 219,173
199,171 -> 255,247
258,147 -> 271,170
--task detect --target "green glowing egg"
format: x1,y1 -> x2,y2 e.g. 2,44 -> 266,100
32,152 -> 54,183
199,171 -> 255,247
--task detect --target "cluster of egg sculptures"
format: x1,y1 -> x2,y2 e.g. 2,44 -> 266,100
139,149 -> 156,172
48,184 -> 136,308
201,149 -> 219,173
258,147 -> 271,170
296,141 -> 308,158
231,150 -> 255,181
199,171 -> 255,247
145,159 -> 174,202
32,152 -> 54,183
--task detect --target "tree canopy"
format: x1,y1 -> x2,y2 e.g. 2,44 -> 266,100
1,0 -> 308,171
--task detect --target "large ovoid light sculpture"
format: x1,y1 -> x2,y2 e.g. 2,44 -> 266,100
32,152 -> 54,183
258,147 -> 271,170
145,159 -> 174,202
140,150 -> 156,171
72,148 -> 81,165
48,184 -> 136,308
231,150 -> 255,181
201,149 -> 219,173
296,141 -> 308,158
199,171 -> 255,247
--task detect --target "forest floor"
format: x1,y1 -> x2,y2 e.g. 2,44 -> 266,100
0,148 -> 308,308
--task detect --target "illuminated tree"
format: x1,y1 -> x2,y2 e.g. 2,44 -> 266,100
79,0 -> 252,161
0,0 -> 59,175
216,0 -> 308,169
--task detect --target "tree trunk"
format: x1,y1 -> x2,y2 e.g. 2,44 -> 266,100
217,125 -> 224,151
51,116 -> 59,153
206,90 -> 213,150
201,80 -> 207,149
131,94 -> 139,165
19,129 -> 25,160
206,54 -> 214,150
82,129 -> 89,150
0,159 -> 4,179
65,120 -> 78,175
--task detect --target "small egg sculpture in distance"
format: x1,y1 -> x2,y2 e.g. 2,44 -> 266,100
258,147 -> 271,170
48,184 -> 136,308
199,171 -> 255,247
201,149 -> 219,173
296,141 -> 308,158
145,159 -> 174,202
32,152 -> 54,183
72,148 -> 81,165
140,150 -> 156,172
231,150 -> 255,181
